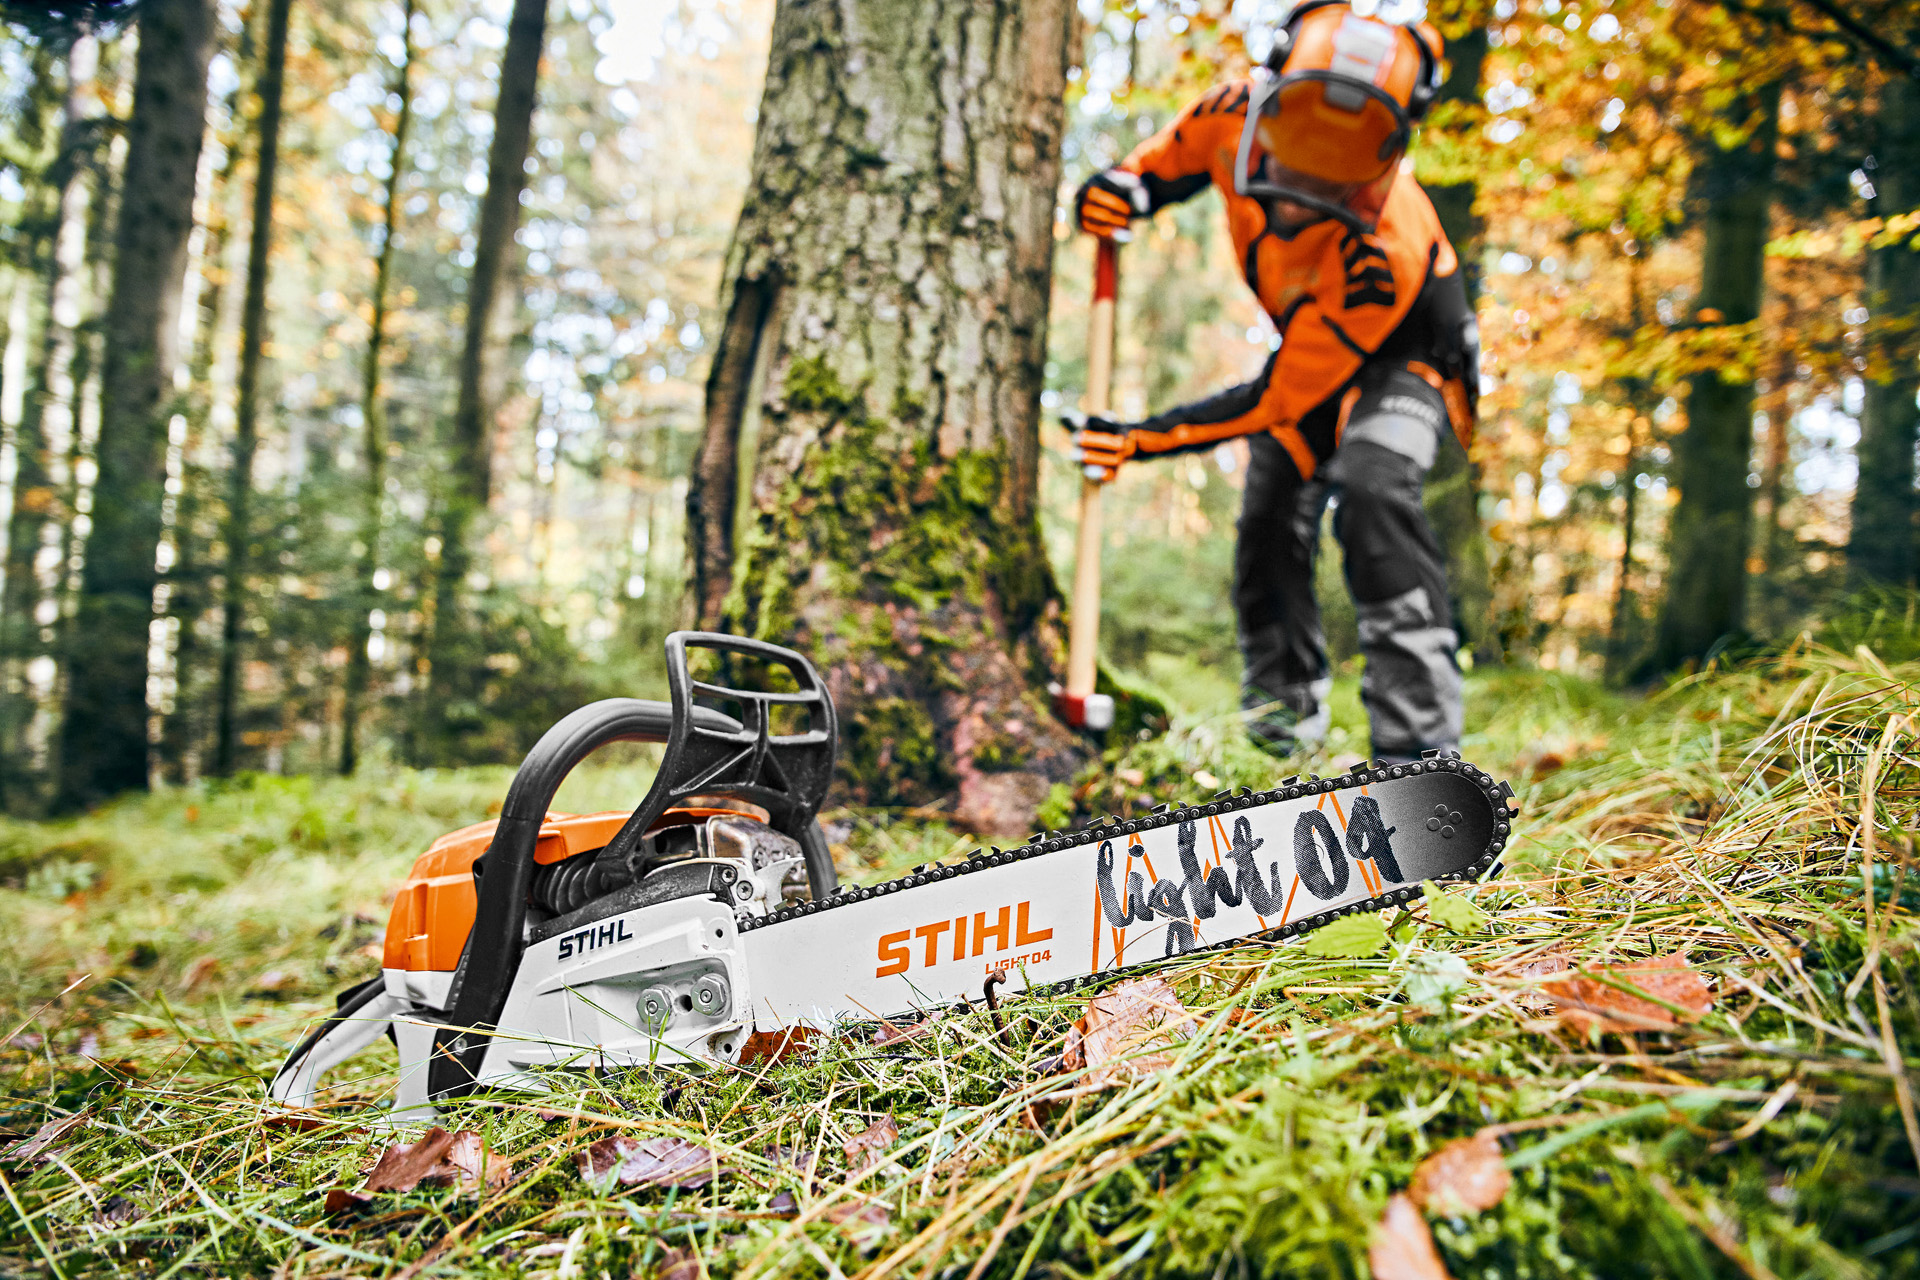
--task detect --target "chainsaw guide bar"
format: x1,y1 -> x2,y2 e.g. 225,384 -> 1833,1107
270,632 -> 1514,1112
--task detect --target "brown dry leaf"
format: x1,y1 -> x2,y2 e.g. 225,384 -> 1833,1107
249,969 -> 300,997
323,1187 -> 373,1217
1554,954 -> 1713,1034
842,1115 -> 899,1174
655,1245 -> 702,1280
1060,976 -> 1197,1087
1369,1193 -> 1453,1280
824,1199 -> 892,1249
872,1013 -> 943,1046
736,1025 -> 819,1065
440,1130 -> 513,1190
181,955 -> 221,989
363,1127 -> 458,1192
1,1114 -> 85,1165
577,1134 -> 727,1190
1408,1132 -> 1511,1216
767,1189 -> 798,1216
93,1195 -> 142,1226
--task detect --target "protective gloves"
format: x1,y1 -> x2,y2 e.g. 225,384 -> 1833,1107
1062,410 -> 1137,481
1073,169 -> 1150,238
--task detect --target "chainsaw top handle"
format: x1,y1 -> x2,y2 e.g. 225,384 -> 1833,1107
428,631 -> 838,1099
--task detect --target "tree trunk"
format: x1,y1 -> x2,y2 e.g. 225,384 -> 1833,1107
55,0 -> 215,809
419,0 -> 546,761
342,0 -> 417,776
210,0 -> 291,776
689,0 -> 1080,836
1652,85 -> 1778,672
1852,76 -> 1920,587
1420,21 -> 1499,664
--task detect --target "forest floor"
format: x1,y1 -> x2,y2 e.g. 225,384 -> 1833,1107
1,646 -> 1917,1278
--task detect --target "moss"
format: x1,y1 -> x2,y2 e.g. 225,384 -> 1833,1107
839,696 -> 953,802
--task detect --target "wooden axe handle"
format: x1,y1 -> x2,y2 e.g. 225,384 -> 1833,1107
1065,238 -> 1119,702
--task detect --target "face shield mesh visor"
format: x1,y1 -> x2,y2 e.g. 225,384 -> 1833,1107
1233,70 -> 1412,232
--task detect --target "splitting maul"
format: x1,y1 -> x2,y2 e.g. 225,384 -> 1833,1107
272,631 -> 1515,1112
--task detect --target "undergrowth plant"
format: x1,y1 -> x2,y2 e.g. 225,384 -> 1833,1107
0,647 -> 1915,1277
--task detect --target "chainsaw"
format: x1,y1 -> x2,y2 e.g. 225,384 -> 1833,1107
272,632 -> 1514,1111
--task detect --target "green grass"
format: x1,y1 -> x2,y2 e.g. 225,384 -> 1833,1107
1,649 -> 1916,1277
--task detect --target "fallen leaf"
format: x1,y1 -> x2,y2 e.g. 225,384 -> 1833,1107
824,1199 -> 892,1249
1424,883 -> 1490,934
1116,767 -> 1146,787
872,1014 -> 943,1046
74,1031 -> 101,1059
1408,1131 -> 1511,1216
767,1189 -> 798,1215
1,1114 -> 85,1165
1553,954 -> 1713,1034
323,1187 -> 373,1217
361,1127 -> 507,1194
578,1135 -> 728,1190
736,1026 -> 819,1065
1301,912 -> 1389,959
93,1195 -> 142,1226
655,1244 -> 702,1280
1059,976 -> 1197,1088
181,955 -> 221,989
1512,950 -> 1572,1011
842,1116 -> 899,1174
1369,1193 -> 1452,1280
439,1130 -> 513,1191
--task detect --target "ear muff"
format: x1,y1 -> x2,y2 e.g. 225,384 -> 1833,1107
1264,0 -> 1347,72
1404,23 -> 1442,121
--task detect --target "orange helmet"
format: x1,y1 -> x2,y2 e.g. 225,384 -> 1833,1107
1234,1 -> 1442,233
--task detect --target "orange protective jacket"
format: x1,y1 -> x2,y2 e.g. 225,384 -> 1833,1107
1114,78 -> 1476,479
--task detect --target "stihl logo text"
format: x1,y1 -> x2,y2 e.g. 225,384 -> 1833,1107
875,902 -> 1053,978
556,918 -> 634,960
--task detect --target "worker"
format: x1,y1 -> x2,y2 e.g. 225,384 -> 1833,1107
1068,0 -> 1478,765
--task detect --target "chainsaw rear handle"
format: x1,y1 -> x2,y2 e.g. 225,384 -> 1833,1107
428,633 -> 839,1098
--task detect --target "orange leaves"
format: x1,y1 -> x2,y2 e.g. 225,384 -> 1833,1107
1369,1194 -> 1452,1280
1058,976 -> 1197,1088
1408,1132 -> 1512,1216
1547,953 -> 1714,1034
735,1025 -> 820,1065
842,1115 -> 899,1175
1373,1129 -> 1514,1280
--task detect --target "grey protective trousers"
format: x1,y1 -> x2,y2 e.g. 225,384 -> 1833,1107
1234,363 -> 1463,760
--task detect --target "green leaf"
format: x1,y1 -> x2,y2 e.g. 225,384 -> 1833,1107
1300,913 -> 1388,958
1426,883 -> 1491,934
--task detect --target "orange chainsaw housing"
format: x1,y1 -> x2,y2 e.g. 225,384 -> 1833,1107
380,805 -> 765,973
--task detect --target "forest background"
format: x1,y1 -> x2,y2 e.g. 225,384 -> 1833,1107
0,0 -> 1918,822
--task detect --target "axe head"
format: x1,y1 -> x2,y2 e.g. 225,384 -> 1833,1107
1049,683 -> 1114,732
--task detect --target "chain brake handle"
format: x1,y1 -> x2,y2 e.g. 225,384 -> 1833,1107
597,631 -> 839,879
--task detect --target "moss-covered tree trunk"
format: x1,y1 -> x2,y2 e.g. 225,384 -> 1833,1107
1852,76 -> 1920,587
56,0 -> 215,808
689,0 -> 1081,835
1652,85 -> 1778,672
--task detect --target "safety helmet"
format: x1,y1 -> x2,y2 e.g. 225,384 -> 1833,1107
1234,1 -> 1443,234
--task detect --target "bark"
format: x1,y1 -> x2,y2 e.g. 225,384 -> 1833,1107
342,0 -> 417,776
1420,22 -> 1498,664
55,0 -> 215,808
689,0 -> 1080,835
1851,76 -> 1920,586
210,0 -> 291,776
421,0 -> 546,758
1652,85 -> 1779,672
1607,248 -> 1652,679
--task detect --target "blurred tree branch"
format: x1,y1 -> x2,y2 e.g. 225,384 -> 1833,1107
1715,0 -> 1920,79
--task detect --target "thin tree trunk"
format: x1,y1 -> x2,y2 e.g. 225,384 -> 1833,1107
1758,296 -> 1798,578
55,0 -> 215,809
421,0 -> 547,761
1608,245 -> 1650,678
1852,76 -> 1920,586
690,0 -> 1081,835
1419,21 -> 1498,664
211,0 -> 292,776
342,0 -> 417,776
1652,85 -> 1779,672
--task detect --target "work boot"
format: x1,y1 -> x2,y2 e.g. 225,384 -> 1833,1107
1241,677 -> 1331,758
